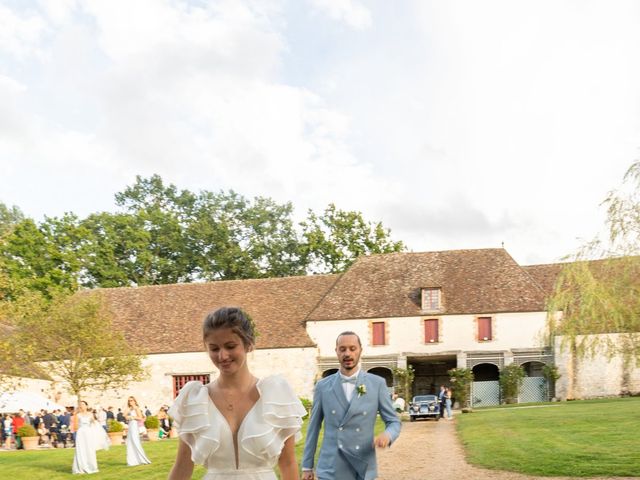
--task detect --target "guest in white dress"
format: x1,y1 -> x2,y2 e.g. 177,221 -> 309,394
125,396 -> 151,466
168,306 -> 306,480
71,401 -> 110,474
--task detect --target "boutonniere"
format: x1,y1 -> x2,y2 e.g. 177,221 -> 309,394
357,384 -> 367,397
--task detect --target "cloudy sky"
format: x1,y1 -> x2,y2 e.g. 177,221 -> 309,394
1,0 -> 639,266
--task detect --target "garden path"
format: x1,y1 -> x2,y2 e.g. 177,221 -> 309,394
376,413 -> 635,480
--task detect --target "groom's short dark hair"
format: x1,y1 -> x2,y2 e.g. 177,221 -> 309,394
336,331 -> 361,346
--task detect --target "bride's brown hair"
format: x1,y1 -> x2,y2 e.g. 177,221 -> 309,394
203,307 -> 256,348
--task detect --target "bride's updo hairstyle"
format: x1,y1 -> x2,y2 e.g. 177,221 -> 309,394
203,306 -> 256,349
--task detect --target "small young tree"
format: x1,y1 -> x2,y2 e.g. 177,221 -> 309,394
448,367 -> 474,409
542,364 -> 561,400
0,291 -> 147,399
499,364 -> 525,404
392,365 -> 415,402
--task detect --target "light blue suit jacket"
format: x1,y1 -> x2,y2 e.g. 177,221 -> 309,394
302,371 -> 401,480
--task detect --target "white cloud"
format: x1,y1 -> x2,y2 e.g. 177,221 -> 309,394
0,3 -> 48,59
1,0 -> 639,266
309,0 -> 372,30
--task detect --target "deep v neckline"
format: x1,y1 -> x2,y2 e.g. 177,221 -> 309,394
207,378 -> 262,470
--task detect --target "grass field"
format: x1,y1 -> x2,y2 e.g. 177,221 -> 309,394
457,397 -> 640,477
0,418 -> 384,479
4,400 -> 638,478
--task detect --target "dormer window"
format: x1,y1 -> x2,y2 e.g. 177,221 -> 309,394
422,287 -> 441,311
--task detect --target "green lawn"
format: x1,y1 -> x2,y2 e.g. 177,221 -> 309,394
457,397 -> 640,477
0,418 -> 386,479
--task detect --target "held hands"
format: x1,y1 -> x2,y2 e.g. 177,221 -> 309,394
301,471 -> 315,480
373,431 -> 391,449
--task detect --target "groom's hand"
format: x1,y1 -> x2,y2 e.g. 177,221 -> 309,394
301,471 -> 315,480
373,431 -> 391,448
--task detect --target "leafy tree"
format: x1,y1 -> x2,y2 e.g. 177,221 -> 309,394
0,291 -> 146,400
0,202 -> 24,237
0,216 -> 84,300
187,190 -> 305,280
1,175 -> 407,290
301,203 -> 405,273
547,161 -> 640,362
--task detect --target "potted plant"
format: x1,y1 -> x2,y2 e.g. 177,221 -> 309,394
17,424 -> 39,450
499,363 -> 526,404
107,419 -> 124,445
144,415 -> 160,441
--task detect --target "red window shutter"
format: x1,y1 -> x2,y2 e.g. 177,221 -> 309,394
424,319 -> 438,343
372,322 -> 385,345
173,374 -> 211,398
478,317 -> 492,341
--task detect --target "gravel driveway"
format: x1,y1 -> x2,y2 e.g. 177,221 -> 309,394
376,414 -> 636,480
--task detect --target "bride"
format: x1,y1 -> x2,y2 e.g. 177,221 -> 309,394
71,401 -> 110,474
168,307 -> 306,480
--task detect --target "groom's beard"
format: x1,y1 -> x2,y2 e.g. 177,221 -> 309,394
340,356 -> 359,371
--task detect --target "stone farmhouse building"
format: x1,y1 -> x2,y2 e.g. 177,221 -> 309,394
6,248 -> 639,411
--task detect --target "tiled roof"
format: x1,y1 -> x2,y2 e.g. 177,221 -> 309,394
524,257 -> 640,295
307,249 -> 547,320
523,263 -> 567,294
94,274 -> 339,354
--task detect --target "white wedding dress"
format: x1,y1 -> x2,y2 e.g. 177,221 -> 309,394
169,375 -> 306,480
126,410 -> 151,466
72,414 -> 110,474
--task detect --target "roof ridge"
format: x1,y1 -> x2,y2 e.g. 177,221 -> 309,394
91,272 -> 339,293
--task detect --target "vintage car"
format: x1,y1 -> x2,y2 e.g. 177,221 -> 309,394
409,394 -> 441,421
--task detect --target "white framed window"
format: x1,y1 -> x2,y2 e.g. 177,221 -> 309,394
422,287 -> 441,311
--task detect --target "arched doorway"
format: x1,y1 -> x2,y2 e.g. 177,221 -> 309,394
322,368 -> 338,378
367,367 -> 393,388
471,363 -> 500,407
519,361 -> 547,403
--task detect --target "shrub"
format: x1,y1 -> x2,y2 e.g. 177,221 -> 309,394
17,424 -> 37,437
500,364 -> 526,404
448,367 -> 474,408
107,419 -> 124,432
144,415 -> 159,429
392,365 -> 415,402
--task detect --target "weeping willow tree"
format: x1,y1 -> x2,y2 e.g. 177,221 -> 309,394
547,161 -> 640,396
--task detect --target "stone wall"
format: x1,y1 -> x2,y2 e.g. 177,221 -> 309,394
53,346 -> 318,411
554,334 -> 640,400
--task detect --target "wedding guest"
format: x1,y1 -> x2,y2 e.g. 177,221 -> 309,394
125,396 -> 151,466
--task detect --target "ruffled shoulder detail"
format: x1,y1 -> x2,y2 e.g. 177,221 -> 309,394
241,375 -> 307,461
168,381 -> 221,465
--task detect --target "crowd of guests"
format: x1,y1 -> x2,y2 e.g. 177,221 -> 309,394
0,401 -> 174,451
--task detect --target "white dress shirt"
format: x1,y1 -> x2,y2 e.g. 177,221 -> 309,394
339,369 -> 361,401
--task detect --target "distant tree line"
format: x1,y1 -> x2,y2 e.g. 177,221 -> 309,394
0,174 -> 405,302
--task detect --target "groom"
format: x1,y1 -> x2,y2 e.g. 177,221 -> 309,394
302,331 -> 401,480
